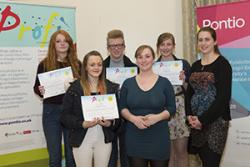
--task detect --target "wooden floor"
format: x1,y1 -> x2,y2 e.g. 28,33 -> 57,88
189,155 -> 202,167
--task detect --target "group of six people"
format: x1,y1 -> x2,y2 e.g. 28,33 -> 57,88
34,27 -> 232,167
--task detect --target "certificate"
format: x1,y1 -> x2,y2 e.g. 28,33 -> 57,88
38,67 -> 73,98
81,94 -> 119,121
153,60 -> 183,85
106,67 -> 137,86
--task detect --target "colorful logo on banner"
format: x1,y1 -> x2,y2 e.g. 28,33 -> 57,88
197,1 -> 250,48
196,0 -> 250,118
0,2 -> 76,47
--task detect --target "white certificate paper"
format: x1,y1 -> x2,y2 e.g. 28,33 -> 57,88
38,67 -> 73,98
153,60 -> 183,85
106,67 -> 137,86
81,94 -> 119,121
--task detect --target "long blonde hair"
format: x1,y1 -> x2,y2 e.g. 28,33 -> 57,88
43,29 -> 80,78
80,51 -> 106,95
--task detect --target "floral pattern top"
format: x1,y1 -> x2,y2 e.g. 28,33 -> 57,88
185,56 -> 232,154
190,72 -> 216,116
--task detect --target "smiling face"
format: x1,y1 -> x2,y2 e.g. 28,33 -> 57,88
86,55 -> 103,79
136,47 -> 155,72
107,37 -> 125,60
158,38 -> 175,58
197,31 -> 217,55
55,33 -> 69,54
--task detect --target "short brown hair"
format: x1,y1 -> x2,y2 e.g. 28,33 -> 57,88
106,29 -> 125,46
135,45 -> 155,59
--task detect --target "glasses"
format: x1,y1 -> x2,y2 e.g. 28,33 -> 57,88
108,44 -> 125,49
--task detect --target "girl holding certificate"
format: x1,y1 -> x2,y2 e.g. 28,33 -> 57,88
33,30 -> 80,167
61,50 -> 119,167
185,27 -> 232,167
120,45 -> 176,167
156,32 -> 191,167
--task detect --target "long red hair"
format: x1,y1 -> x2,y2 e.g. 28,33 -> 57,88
42,29 -> 80,78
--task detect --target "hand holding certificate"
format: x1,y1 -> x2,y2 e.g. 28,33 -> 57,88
153,60 -> 183,85
38,67 -> 73,98
81,94 -> 119,121
106,67 -> 137,86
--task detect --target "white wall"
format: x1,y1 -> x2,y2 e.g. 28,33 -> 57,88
7,0 -> 183,61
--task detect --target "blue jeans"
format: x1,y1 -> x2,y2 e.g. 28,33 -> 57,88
43,103 -> 75,167
108,132 -> 129,167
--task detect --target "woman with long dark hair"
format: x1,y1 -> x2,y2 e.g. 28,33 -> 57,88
186,27 -> 232,167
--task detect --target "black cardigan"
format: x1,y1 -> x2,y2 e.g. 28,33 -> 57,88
185,56 -> 232,126
103,55 -> 136,68
60,79 -> 120,147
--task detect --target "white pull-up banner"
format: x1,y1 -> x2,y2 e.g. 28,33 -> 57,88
0,2 -> 76,166
197,1 -> 250,166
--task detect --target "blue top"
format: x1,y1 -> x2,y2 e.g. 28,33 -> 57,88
119,76 -> 176,160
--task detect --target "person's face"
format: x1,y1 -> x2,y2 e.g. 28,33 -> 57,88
136,48 -> 154,72
158,39 -> 175,58
197,31 -> 217,55
55,34 -> 69,54
86,55 -> 103,79
107,38 -> 125,60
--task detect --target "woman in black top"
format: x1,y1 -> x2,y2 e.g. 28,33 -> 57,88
185,27 -> 232,167
33,30 -> 80,167
61,51 -> 119,167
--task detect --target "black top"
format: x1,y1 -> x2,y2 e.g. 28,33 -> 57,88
60,79 -> 120,147
33,60 -> 81,104
185,56 -> 232,126
103,55 -> 137,68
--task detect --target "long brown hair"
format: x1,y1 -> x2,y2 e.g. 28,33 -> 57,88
197,26 -> 221,55
80,51 -> 106,95
43,29 -> 80,78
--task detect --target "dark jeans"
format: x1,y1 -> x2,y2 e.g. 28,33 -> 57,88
43,103 -> 75,167
108,132 -> 128,167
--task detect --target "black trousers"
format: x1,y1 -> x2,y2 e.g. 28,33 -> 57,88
198,143 -> 222,167
128,156 -> 169,167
